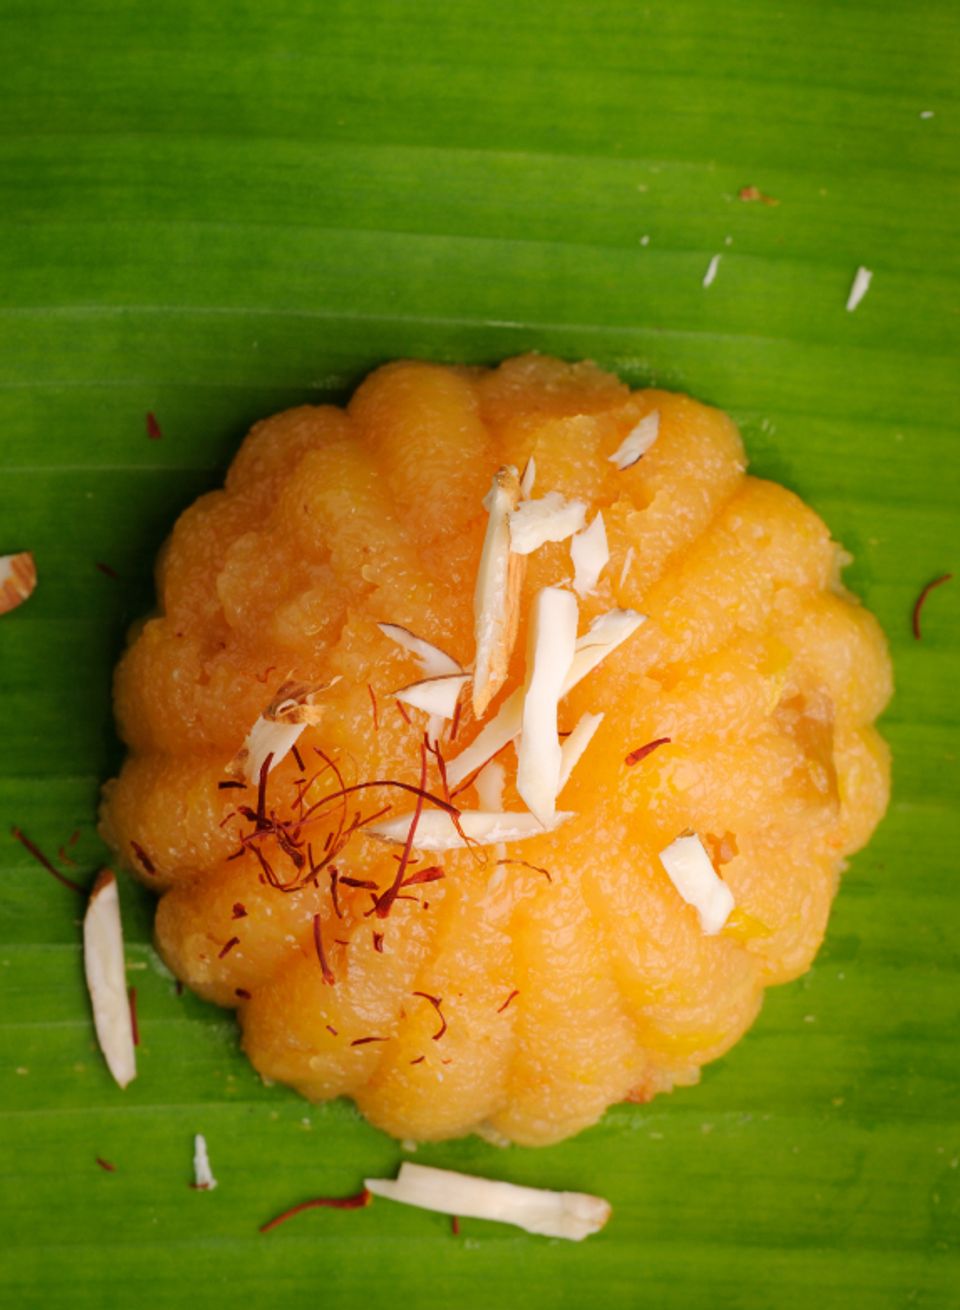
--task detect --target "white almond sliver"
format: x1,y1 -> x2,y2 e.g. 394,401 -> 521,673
377,622 -> 462,678
658,831 -> 735,935
473,466 -> 524,718
234,717 -> 306,784
0,551 -> 37,616
508,493 -> 587,556
266,676 -> 342,726
557,712 -> 604,795
519,455 -> 536,498
609,411 -> 660,470
83,871 -> 136,1090
474,759 -> 506,811
618,545 -> 636,589
846,265 -> 873,312
193,1133 -> 218,1191
395,672 -> 471,719
365,808 -> 573,851
364,1163 -> 611,1242
516,586 -> 579,825
446,608 -> 646,787
570,513 -> 609,597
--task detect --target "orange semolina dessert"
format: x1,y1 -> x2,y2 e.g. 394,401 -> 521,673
100,354 -> 891,1147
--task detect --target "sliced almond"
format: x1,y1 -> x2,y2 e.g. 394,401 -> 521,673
193,1133 -> 218,1190
474,759 -> 506,811
377,622 -> 462,678
83,870 -> 136,1090
230,718 -> 306,784
570,513 -> 609,597
516,587 -> 579,825
508,492 -> 587,556
364,1163 -> 610,1242
557,712 -> 604,795
0,551 -> 37,616
227,678 -> 341,781
396,672 -> 471,720
265,677 -> 342,726
447,607 -> 646,788
365,808 -> 573,851
609,410 -> 660,470
657,831 -> 735,935
473,466 -> 524,718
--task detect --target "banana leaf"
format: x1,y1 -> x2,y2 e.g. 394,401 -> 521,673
0,1 -> 957,1306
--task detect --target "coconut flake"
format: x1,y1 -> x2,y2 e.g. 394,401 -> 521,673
508,493 -> 587,556
516,587 -> 579,825
657,831 -> 735,935
473,466 -> 524,718
519,456 -> 536,498
702,254 -> 721,288
193,1133 -> 218,1190
377,622 -> 462,678
395,672 -> 471,720
846,265 -> 873,312
570,514 -> 609,597
83,871 -> 136,1089
364,1163 -> 610,1242
0,551 -> 37,616
557,712 -> 604,795
366,808 -> 573,851
446,608 -> 646,788
608,412 -> 660,470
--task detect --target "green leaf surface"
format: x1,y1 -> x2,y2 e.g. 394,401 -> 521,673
1,2 -> 958,1307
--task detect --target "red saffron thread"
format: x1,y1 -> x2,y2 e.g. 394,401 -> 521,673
235,988 -> 251,1000
451,1215 -> 461,1236
95,561 -> 120,580
255,754 -> 274,830
259,1190 -> 371,1233
313,913 -> 335,985
401,865 -> 445,888
128,987 -> 140,1046
231,902 -> 248,919
912,573 -> 952,639
95,1156 -> 116,1172
497,989 -> 519,1014
255,665 -> 277,684
410,1055 -> 426,1065
145,411 -> 163,440
10,827 -> 85,893
130,840 -> 156,875
496,857 -> 552,883
449,697 -> 462,742
413,990 -> 447,1041
57,845 -> 78,867
291,742 -> 306,773
218,779 -> 246,791
339,876 -> 378,890
68,829 -> 80,848
372,931 -> 384,953
326,1024 -> 339,1036
395,699 -> 412,726
367,684 -> 379,731
218,936 -> 240,959
350,1036 -> 388,1046
330,868 -> 342,919
625,736 -> 671,767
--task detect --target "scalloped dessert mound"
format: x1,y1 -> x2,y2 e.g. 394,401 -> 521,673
100,354 -> 891,1147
